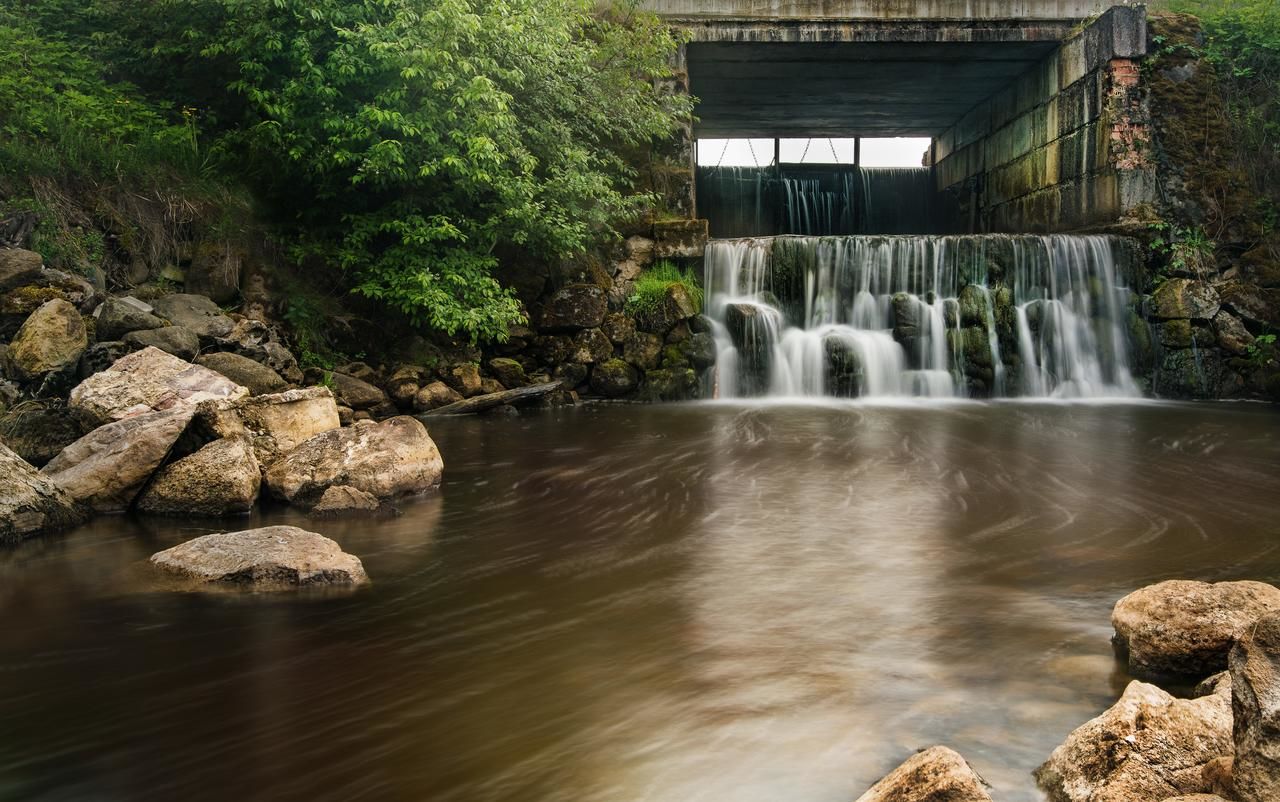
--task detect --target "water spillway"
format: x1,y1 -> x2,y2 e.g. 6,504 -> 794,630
705,235 -> 1144,400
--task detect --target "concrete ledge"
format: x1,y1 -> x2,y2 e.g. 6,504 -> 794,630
643,0 -> 1121,20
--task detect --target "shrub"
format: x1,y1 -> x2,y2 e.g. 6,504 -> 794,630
625,261 -> 703,318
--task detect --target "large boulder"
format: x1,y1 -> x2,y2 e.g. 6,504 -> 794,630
150,293 -> 235,340
5,299 -> 87,381
0,406 -> 83,467
623,331 -> 663,370
192,387 -> 340,467
329,371 -> 388,410
1113,580 -> 1280,679
539,284 -> 607,332
1219,282 -> 1280,331
571,327 -> 613,365
122,326 -> 200,361
0,444 -> 87,544
1149,279 -> 1221,320
136,436 -> 261,516
264,416 -> 443,506
94,296 -> 165,341
150,526 -> 368,589
589,359 -> 638,397
1035,679 -> 1233,802
0,248 -> 44,291
487,358 -> 526,389
196,351 -> 287,396
412,380 -> 463,412
68,346 -> 248,429
441,363 -> 482,398
41,408 -> 194,513
1230,611 -> 1280,802
854,746 -> 993,802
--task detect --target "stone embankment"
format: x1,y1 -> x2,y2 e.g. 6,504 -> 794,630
846,578 -> 1280,802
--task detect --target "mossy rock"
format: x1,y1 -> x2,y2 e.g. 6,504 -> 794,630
588,359 -> 637,398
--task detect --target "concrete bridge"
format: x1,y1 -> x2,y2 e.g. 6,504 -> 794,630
640,2 -> 1154,234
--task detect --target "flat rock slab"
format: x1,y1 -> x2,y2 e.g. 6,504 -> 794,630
419,381 -> 561,416
69,346 -> 248,429
1113,579 -> 1280,679
150,526 -> 368,589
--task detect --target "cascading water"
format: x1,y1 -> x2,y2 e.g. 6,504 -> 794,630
706,235 -> 1142,400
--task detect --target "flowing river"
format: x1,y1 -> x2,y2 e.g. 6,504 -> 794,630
2,401 -> 1279,802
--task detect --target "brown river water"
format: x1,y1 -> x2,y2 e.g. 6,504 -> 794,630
2,400 -> 1278,802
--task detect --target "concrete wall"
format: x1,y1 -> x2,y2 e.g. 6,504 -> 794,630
642,0 -> 1120,20
931,6 -> 1156,233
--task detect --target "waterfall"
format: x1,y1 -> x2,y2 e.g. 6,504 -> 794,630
706,235 -> 1141,400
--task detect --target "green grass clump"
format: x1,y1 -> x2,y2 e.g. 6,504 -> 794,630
625,261 -> 703,318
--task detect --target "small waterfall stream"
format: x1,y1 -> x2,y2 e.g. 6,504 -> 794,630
706,235 -> 1142,400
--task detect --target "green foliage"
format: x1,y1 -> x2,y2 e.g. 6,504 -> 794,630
1246,332 -> 1278,361
1147,221 -> 1217,275
625,261 -> 703,317
29,0 -> 691,342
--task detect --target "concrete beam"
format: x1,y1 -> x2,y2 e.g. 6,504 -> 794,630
641,0 -> 1121,21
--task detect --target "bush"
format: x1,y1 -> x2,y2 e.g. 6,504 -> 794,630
625,261 -> 703,318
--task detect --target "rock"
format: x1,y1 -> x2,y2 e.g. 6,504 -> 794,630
264,416 -> 443,505
1219,282 -> 1280,331
589,359 -> 638,397
623,331 -> 663,370
0,248 -> 44,291
1160,796 -> 1230,802
652,219 -> 708,259
76,341 -> 130,380
601,312 -> 636,344
680,332 -> 717,370
643,367 -> 700,401
571,327 -> 613,364
1201,756 -> 1234,799
1213,311 -> 1254,356
956,284 -> 989,327
184,242 -> 241,304
122,326 -> 201,361
0,443 -> 87,544
636,283 -> 699,335
413,381 -> 463,412
336,361 -> 379,383
328,371 -> 388,410
1159,319 -> 1195,349
308,485 -> 382,518
41,408 -> 195,513
136,436 -> 261,516
1035,679 -> 1233,802
386,365 -> 428,406
478,378 -> 504,396
150,293 -> 235,340
5,299 -> 87,381
539,284 -> 608,332
95,296 -> 166,340
149,526 -> 368,588
1149,279 -> 1221,320
1230,611 -> 1280,802
69,346 -> 248,429
441,363 -> 482,398
196,352 -> 287,396
1113,580 -> 1280,679
724,302 -> 781,394
531,334 -> 573,365
625,235 -> 655,263
487,357 -> 526,388
212,318 -> 303,384
853,746 -> 992,802
192,387 -> 340,467
0,406 -> 83,467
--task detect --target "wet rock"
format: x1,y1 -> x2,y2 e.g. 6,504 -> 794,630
553,363 -> 588,389
196,352 -> 287,396
150,526 -> 368,588
193,387 -> 340,468
308,485 -> 382,518
150,293 -> 235,340
487,357 -> 526,388
5,299 -> 87,381
623,331 -> 663,370
1220,282 -> 1280,330
1113,580 -> 1280,679
958,284 -> 989,327
264,416 -> 443,505
329,371 -> 388,410
724,302 -> 779,395
1213,311 -> 1254,356
642,367 -> 699,402
539,284 -> 607,332
122,326 -> 200,361
1035,679 -> 1233,802
95,296 -> 166,340
1159,319 -> 1194,349
892,292 -> 922,342
69,346 -> 248,429
826,335 -> 863,397
412,381 -> 463,412
1230,610 -> 1280,802
601,312 -> 636,345
0,248 -> 44,291
680,332 -> 717,370
531,334 -> 573,365
137,436 -> 260,516
589,359 -> 637,397
441,363 -> 482,398
1157,348 -> 1234,399
571,327 -> 613,364
0,405 -> 83,467
478,378 -> 505,396
42,408 -> 195,513
0,443 -> 87,544
1149,279 -> 1220,320
853,746 -> 992,802
636,283 -> 699,335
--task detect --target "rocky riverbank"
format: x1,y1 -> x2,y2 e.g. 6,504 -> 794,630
847,579 -> 1280,802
